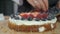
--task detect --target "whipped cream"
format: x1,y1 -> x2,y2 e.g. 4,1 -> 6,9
9,17 -> 57,25
39,27 -> 46,32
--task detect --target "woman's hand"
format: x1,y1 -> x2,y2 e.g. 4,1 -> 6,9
27,0 -> 48,11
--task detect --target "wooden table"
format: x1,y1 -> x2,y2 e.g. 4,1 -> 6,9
0,16 -> 60,34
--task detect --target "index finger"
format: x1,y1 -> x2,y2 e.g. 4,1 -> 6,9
27,0 -> 35,7
43,0 -> 48,10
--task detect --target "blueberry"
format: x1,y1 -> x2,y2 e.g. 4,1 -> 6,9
27,17 -> 33,21
50,10 -> 55,14
47,16 -> 52,20
54,11 -> 58,14
47,18 -> 52,20
41,18 -> 46,21
21,17 -> 25,20
48,8 -> 56,15
48,7 -> 60,16
54,9 -> 59,14
52,16 -> 55,19
49,13 -> 55,18
15,12 -> 19,15
10,15 -> 14,18
50,7 -> 60,15
35,18 -> 40,21
10,14 -> 15,18
14,16 -> 20,20
13,14 -> 16,17
42,19 -> 46,21
47,15 -> 52,20
54,8 -> 60,14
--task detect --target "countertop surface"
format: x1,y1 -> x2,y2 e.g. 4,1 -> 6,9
0,16 -> 60,34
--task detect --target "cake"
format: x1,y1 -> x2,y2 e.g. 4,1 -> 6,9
8,7 -> 60,32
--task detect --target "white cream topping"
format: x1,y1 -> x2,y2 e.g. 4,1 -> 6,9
51,24 -> 54,28
9,17 -> 57,25
39,27 -> 45,32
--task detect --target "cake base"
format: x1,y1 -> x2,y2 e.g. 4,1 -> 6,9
8,21 -> 56,32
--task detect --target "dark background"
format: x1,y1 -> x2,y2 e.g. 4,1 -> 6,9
0,0 -> 14,16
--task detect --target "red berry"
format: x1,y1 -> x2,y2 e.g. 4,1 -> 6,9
32,12 -> 39,18
42,13 -> 48,18
36,14 -> 42,19
21,13 -> 28,19
29,14 -> 34,18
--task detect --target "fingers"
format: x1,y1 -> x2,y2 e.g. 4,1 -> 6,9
27,0 -> 48,11
27,0 -> 35,7
37,0 -> 47,11
27,0 -> 41,9
33,0 -> 41,9
43,0 -> 48,10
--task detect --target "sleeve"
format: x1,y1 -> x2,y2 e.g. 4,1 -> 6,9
12,0 -> 23,5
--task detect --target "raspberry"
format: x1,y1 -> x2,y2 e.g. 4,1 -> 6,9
27,16 -> 33,21
20,14 -> 28,19
36,14 -> 42,19
29,14 -> 34,18
35,18 -> 40,21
